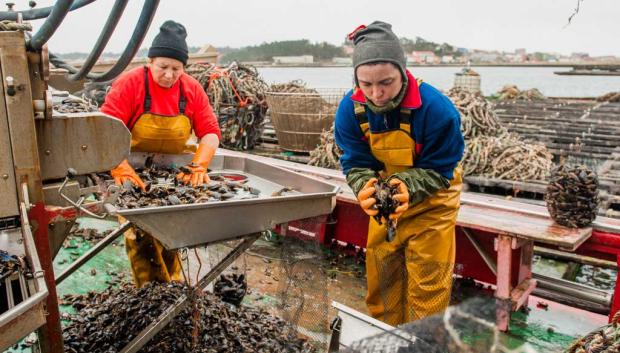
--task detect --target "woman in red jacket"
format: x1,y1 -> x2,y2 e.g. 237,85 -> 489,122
101,20 -> 221,287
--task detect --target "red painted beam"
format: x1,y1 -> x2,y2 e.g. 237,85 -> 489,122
28,202 -> 64,353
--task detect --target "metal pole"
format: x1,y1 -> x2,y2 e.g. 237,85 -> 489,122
461,228 -> 497,275
55,222 -> 131,284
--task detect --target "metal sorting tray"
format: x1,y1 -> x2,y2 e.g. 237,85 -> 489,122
107,153 -> 339,249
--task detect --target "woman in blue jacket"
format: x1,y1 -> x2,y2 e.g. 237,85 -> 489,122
334,21 -> 465,325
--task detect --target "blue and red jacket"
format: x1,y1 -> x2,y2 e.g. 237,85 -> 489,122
334,70 -> 464,180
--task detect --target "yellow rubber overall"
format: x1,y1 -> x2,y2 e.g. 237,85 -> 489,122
357,102 -> 463,326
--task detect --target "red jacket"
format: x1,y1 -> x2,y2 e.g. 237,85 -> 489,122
101,66 -> 221,140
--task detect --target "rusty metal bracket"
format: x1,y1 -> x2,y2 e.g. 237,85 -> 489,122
58,168 -> 106,219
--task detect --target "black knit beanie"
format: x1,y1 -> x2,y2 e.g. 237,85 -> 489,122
350,21 -> 407,83
148,20 -> 189,65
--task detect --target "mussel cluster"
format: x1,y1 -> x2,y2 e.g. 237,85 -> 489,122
545,165 -> 599,228
214,273 -> 248,306
114,164 -> 260,209
67,226 -> 113,245
53,97 -> 98,114
0,249 -> 21,279
62,282 -> 315,353
373,180 -> 398,241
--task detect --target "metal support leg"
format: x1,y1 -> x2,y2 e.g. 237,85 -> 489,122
55,222 -> 131,284
494,234 -> 537,332
495,234 -> 512,331
280,222 -> 288,236
28,202 -> 64,353
514,240 -> 535,311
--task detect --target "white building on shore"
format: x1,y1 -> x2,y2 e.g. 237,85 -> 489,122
272,55 -> 314,64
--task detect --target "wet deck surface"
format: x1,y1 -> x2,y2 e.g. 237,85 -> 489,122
3,218 -> 611,352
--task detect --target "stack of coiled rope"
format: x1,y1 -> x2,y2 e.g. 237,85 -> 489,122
448,88 -> 553,181
186,62 -> 269,150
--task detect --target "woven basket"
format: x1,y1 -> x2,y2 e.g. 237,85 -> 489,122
265,89 -> 346,152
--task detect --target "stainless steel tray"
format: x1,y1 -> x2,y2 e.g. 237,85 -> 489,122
106,152 -> 339,249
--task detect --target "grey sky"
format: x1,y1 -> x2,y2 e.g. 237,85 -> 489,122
28,0 -> 620,56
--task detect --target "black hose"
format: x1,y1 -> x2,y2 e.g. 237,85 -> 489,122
27,0 -> 75,51
0,0 -> 96,21
48,51 -> 74,72
88,0 -> 159,82
49,0 -> 159,83
67,0 -> 128,81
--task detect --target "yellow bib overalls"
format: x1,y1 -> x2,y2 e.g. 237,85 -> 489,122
354,81 -> 463,325
121,67 -> 194,288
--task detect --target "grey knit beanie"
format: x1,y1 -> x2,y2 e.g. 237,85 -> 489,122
350,21 -> 407,82
148,20 -> 189,65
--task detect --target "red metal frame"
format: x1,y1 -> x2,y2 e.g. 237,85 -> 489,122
20,201 -> 103,352
287,196 -> 620,323
575,230 -> 620,321
28,202 -> 64,353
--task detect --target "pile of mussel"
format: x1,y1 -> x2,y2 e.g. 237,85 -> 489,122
53,97 -> 98,114
0,249 -> 21,279
62,282 -> 315,353
545,164 -> 599,228
372,180 -> 398,242
214,273 -> 248,306
113,163 -> 260,209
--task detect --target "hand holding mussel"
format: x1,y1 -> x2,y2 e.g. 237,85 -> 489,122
372,180 -> 401,241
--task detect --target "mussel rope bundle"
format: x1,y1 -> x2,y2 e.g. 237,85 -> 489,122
269,80 -> 318,94
308,124 -> 342,169
186,62 -> 268,113
186,62 -> 269,149
447,87 -> 505,140
461,134 -> 553,181
566,310 -> 620,353
597,91 -> 620,103
496,84 -> 546,101
545,164 -> 599,228
447,88 -> 554,181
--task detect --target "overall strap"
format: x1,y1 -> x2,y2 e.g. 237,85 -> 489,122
143,66 -> 152,112
353,103 -> 413,133
143,66 -> 187,115
353,78 -> 422,131
178,80 -> 186,114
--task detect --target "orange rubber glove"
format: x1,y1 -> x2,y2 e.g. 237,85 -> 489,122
388,178 -> 409,220
111,159 -> 146,191
177,144 -> 216,186
357,178 -> 379,217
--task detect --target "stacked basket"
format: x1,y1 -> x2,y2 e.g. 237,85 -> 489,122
265,89 -> 345,153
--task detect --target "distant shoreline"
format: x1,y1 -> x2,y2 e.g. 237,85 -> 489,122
248,62 -> 614,68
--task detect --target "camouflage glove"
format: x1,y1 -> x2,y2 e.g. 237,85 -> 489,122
387,168 -> 450,207
346,168 -> 380,196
